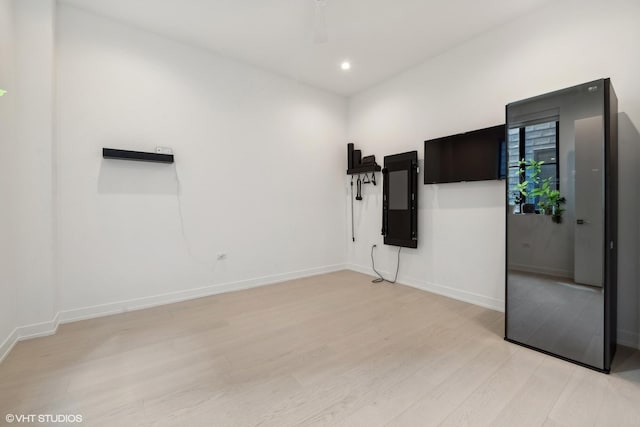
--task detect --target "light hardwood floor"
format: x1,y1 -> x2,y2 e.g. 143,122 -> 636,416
1,270 -> 639,426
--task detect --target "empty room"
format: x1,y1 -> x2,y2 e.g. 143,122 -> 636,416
1,0 -> 640,425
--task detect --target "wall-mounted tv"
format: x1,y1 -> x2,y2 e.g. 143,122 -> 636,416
424,124 -> 506,184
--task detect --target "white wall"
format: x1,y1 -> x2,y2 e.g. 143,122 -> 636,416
55,5 -> 347,318
0,0 -> 19,358
12,0 -> 56,329
347,0 -> 640,347
0,0 -> 56,361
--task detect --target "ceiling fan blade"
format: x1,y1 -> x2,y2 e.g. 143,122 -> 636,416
313,0 -> 328,44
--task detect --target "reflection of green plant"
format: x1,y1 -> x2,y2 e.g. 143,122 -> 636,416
515,158 -> 543,200
0,89 -> 7,97
516,158 -> 566,223
539,186 -> 566,223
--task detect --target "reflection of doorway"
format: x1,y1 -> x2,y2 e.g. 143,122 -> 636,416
574,116 -> 605,287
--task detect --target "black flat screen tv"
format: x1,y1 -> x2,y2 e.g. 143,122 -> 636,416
424,124 -> 506,184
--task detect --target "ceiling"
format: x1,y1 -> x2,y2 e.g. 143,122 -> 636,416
60,0 -> 553,96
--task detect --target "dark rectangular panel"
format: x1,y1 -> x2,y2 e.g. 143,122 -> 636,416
383,151 -> 418,249
103,148 -> 175,163
424,124 -> 504,184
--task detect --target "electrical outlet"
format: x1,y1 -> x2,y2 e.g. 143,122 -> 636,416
156,146 -> 173,155
217,253 -> 227,260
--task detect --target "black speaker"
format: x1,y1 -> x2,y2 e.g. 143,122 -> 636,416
347,143 -> 354,170
353,150 -> 362,167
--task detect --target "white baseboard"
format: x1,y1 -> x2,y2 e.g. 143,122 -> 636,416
57,264 -> 346,323
0,329 -> 19,364
0,314 -> 60,364
0,263 -> 346,363
347,263 -> 505,312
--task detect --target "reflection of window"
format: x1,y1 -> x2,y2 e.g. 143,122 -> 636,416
508,120 -> 559,206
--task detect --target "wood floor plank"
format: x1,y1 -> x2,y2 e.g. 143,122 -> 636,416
489,355 -> 576,427
438,346 -> 545,426
386,340 -> 519,426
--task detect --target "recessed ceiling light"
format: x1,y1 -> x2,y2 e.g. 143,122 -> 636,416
341,61 -> 351,71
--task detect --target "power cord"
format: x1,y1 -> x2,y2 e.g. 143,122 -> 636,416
371,244 -> 401,284
174,161 -> 215,270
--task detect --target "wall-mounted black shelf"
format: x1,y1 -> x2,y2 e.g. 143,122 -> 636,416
103,148 -> 174,163
347,164 -> 381,175
346,143 -> 380,175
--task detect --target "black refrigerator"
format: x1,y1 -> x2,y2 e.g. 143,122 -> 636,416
505,78 -> 618,372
